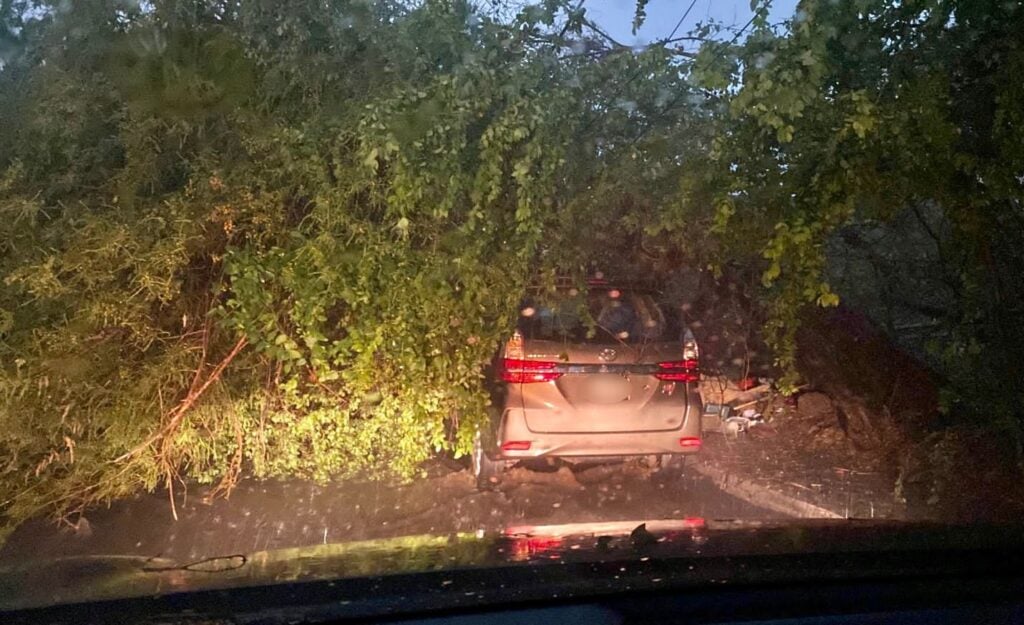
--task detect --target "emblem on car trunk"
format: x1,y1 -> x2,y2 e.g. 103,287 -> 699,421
598,348 -> 617,362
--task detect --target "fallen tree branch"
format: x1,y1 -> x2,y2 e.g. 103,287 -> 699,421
113,336 -> 248,464
207,405 -> 245,503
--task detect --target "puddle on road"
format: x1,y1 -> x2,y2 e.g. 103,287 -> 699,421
0,460 -> 775,565
492,461 -> 773,530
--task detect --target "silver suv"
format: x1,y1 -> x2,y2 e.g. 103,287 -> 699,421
473,283 -> 703,489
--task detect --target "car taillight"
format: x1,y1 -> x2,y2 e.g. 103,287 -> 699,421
501,440 -> 532,451
679,437 -> 702,449
656,359 -> 700,382
500,358 -> 562,384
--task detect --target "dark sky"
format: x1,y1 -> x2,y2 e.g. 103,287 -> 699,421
583,0 -> 800,45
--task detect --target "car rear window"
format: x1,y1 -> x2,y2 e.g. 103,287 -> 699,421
517,290 -> 681,344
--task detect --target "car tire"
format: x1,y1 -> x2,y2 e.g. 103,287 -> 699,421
472,431 -> 504,490
658,453 -> 687,477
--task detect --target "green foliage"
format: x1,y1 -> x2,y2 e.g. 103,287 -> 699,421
0,0 -> 710,535
667,0 -> 1024,405
2,0 -> 1023,536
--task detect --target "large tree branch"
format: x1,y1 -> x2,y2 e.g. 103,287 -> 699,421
113,336 -> 248,464
580,16 -> 628,49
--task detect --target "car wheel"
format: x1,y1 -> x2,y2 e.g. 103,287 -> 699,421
472,431 -> 504,490
658,453 -> 687,477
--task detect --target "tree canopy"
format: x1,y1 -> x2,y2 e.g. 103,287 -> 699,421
1,0 -> 1022,534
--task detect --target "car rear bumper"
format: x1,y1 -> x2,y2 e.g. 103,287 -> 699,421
496,408 -> 702,460
496,441 -> 702,460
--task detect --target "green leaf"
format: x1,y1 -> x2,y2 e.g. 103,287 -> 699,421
817,292 -> 840,307
363,148 -> 379,171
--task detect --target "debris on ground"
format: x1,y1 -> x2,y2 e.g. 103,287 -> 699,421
697,367 -> 898,519
722,410 -> 765,438
700,376 -> 774,434
736,376 -> 760,391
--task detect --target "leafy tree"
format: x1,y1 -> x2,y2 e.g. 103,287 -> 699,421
0,0 -> 711,534
663,0 -> 1024,461
2,0 -> 1023,536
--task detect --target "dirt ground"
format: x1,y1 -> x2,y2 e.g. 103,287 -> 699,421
691,306 -> 1024,523
697,384 -> 900,519
690,300 -> 942,521
0,459 -> 771,565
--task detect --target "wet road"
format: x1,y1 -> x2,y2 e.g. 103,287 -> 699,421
0,460 -> 775,564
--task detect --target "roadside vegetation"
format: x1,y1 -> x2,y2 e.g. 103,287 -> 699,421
1,0 -> 1022,535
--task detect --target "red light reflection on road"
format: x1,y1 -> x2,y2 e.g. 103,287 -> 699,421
503,517 -> 707,561
507,536 -> 563,561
